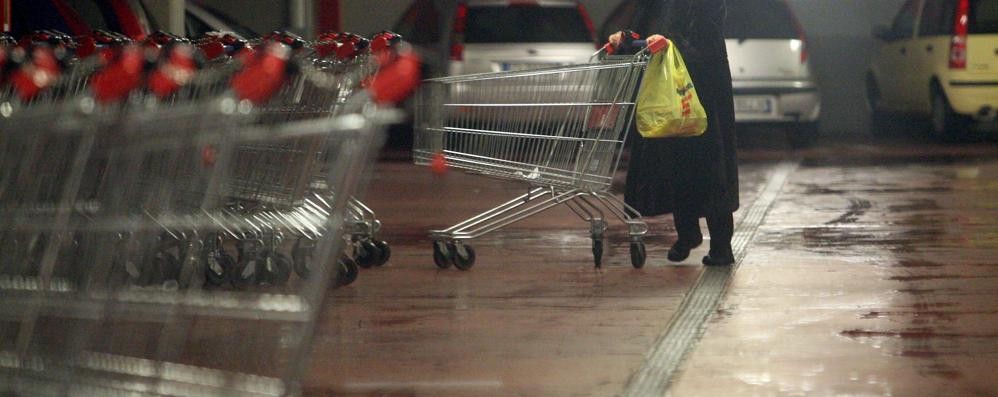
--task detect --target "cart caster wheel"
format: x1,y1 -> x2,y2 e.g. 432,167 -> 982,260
231,254 -> 259,289
592,239 -> 604,268
448,242 -> 476,271
205,250 -> 234,286
355,240 -> 381,269
261,251 -> 292,285
432,242 -> 452,269
630,241 -> 647,269
337,256 -> 359,286
292,241 -> 314,279
373,240 -> 391,266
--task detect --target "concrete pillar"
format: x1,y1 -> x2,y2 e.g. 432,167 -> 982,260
145,0 -> 185,36
289,0 -> 315,37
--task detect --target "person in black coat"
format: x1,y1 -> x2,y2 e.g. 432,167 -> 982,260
612,0 -> 739,266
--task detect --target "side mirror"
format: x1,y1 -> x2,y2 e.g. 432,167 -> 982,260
873,25 -> 893,42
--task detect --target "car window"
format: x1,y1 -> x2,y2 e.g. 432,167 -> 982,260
920,0 -> 956,36
725,0 -> 798,39
890,0 -> 920,40
393,0 -> 441,45
970,0 -> 998,33
465,5 -> 592,43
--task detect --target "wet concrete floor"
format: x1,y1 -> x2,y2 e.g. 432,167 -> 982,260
304,140 -> 998,396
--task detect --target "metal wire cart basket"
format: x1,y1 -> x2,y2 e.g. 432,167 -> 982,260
0,30 -> 416,396
414,47 -> 651,270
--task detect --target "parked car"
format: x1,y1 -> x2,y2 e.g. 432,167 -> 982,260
601,0 -> 821,147
7,0 -> 257,41
393,0 -> 599,78
867,0 -> 998,140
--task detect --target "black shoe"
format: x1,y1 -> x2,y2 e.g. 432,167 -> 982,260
702,250 -> 735,266
667,238 -> 703,262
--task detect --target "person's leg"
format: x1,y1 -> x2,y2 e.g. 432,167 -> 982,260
667,210 -> 703,262
703,211 -> 735,266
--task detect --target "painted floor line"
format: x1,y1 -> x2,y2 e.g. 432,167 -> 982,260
622,160 -> 799,397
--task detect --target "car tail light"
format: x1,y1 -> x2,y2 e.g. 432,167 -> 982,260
450,3 -> 468,61
950,0 -> 970,70
786,1 -> 808,64
576,2 -> 598,48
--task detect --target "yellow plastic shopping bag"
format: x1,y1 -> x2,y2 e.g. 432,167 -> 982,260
635,40 -> 708,138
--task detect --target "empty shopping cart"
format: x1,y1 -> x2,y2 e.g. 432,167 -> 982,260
414,48 -> 651,270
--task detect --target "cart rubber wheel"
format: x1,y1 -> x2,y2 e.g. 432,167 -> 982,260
231,253 -> 258,289
592,239 -> 604,268
292,242 -> 313,279
263,251 -> 293,285
373,240 -> 391,266
630,241 -> 647,269
337,256 -> 359,286
433,242 -> 452,269
448,242 -> 476,271
205,250 -> 233,286
355,240 -> 381,269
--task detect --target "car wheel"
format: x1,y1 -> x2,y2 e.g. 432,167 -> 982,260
930,85 -> 969,142
787,122 -> 819,149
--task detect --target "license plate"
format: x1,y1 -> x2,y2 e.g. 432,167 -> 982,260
734,96 -> 775,115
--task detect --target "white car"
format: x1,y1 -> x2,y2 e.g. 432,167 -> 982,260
394,0 -> 600,78
601,0 -> 822,147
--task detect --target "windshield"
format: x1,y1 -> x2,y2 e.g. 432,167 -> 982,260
465,5 -> 592,43
725,0 -> 799,39
971,0 -> 998,34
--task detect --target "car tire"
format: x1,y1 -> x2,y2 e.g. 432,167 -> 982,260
930,84 -> 970,142
787,122 -> 819,149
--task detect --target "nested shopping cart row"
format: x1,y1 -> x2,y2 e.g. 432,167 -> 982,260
0,29 -> 418,396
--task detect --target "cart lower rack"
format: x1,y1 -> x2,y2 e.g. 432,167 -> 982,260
0,98 -> 385,396
414,52 -> 651,269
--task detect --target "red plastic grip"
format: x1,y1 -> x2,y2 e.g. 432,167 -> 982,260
369,51 -> 421,105
10,46 -> 61,101
90,45 -> 144,103
148,45 -> 197,99
231,43 -> 290,105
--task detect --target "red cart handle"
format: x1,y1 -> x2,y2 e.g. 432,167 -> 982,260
230,42 -> 291,105
370,31 -> 403,53
315,32 -> 369,60
368,48 -> 421,105
147,44 -> 198,99
90,44 -> 144,103
9,46 -> 62,101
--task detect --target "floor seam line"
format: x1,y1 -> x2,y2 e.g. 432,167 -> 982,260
621,160 -> 799,397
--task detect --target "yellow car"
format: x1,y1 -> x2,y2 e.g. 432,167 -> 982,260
867,0 -> 998,139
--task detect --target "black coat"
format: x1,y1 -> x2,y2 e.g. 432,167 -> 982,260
624,0 -> 739,217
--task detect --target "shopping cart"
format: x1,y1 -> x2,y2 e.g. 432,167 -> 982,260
414,46 -> 651,270
228,31 -> 397,272
0,40 -> 395,397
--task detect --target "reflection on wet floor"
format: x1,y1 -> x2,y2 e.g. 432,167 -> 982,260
669,153 -> 998,396
301,142 -> 998,396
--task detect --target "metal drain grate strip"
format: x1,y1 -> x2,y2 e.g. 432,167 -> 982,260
622,160 -> 798,397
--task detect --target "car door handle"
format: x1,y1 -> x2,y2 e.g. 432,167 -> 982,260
900,47 -> 907,55
926,44 -> 934,52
